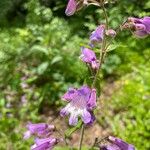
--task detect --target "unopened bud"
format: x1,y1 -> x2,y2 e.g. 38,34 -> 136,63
106,29 -> 116,37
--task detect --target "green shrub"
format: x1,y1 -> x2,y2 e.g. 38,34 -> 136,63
101,64 -> 150,150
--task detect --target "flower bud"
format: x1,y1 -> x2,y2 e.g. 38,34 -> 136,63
106,29 -> 116,37
65,0 -> 77,16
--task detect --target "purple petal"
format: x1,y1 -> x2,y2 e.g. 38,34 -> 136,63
65,0 -> 77,16
142,17 -> 150,33
60,105 -> 70,117
100,144 -> 121,150
62,88 -> 77,101
31,142 -> 50,150
133,30 -> 148,38
78,85 -> 91,96
86,112 -> 95,125
109,136 -> 135,150
80,47 -> 99,70
27,123 -> 47,134
135,23 -> 146,31
81,110 -> 91,124
80,47 -> 96,63
69,114 -> 78,126
91,60 -> 99,69
35,138 -> 56,145
87,88 -> 97,109
90,25 -> 105,45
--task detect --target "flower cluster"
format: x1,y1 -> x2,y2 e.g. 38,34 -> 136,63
23,1 -> 150,149
24,122 -> 59,150
99,136 -> 135,150
123,17 -> 150,38
60,86 -> 96,126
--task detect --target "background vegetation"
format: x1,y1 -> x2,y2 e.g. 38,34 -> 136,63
0,0 -> 150,149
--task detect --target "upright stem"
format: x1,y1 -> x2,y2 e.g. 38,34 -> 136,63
78,124 -> 85,150
78,2 -> 108,150
92,0 -> 109,88
101,1 -> 109,29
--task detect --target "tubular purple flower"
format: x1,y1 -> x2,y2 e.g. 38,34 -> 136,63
65,0 -> 77,16
31,142 -> 51,150
90,25 -> 105,47
35,137 -> 56,145
127,16 -> 150,38
60,85 -> 97,126
100,144 -> 121,150
108,136 -> 135,150
31,138 -> 57,150
99,136 -> 135,150
23,123 -> 55,139
65,0 -> 102,16
80,47 -> 99,70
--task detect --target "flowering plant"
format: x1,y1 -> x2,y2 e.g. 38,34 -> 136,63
24,0 -> 150,149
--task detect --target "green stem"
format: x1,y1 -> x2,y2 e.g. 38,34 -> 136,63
78,124 -> 85,150
78,2 -> 109,150
92,1 -> 109,88
101,0 -> 109,29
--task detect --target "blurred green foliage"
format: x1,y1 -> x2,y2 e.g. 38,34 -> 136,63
101,64 -> 150,150
0,0 -> 150,149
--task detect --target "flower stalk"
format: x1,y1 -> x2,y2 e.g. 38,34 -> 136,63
78,1 -> 109,149
92,1 -> 108,88
78,124 -> 85,150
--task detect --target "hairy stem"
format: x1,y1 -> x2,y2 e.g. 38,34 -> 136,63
101,0 -> 109,29
92,1 -> 108,88
78,124 -> 85,150
78,2 -> 109,149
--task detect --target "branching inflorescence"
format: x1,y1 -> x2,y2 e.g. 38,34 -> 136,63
24,0 -> 150,149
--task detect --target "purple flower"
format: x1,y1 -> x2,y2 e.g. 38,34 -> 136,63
60,86 -> 96,126
127,16 -> 150,38
90,25 -> 105,47
31,137 -> 57,150
100,144 -> 121,150
24,123 -> 55,139
80,47 -> 99,70
99,136 -> 135,150
108,136 -> 135,150
65,0 -> 101,16
65,0 -> 77,16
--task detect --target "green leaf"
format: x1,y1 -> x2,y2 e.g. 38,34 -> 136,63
37,62 -> 49,75
51,56 -> 62,65
29,45 -> 49,55
107,44 -> 119,52
0,98 -> 5,107
106,43 -> 127,52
